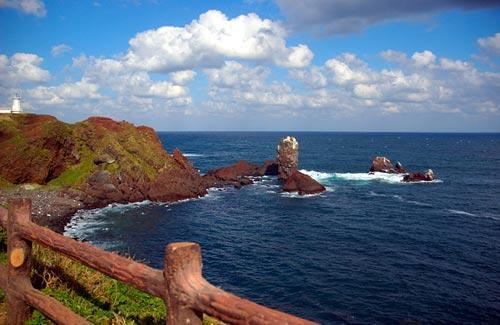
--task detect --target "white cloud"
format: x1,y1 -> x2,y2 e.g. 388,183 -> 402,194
478,32 -> 500,55
78,56 -> 193,100
289,66 -> 327,89
353,84 -> 381,99
0,53 -> 50,87
29,79 -> 101,106
440,58 -> 470,71
293,51 -> 500,115
205,61 -> 303,109
169,70 -> 196,85
411,50 -> 436,67
380,50 -> 408,65
325,58 -> 370,85
124,10 -> 313,72
51,44 -> 72,57
0,0 -> 46,17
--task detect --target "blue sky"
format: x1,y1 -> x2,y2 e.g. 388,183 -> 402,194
1,0 -> 499,131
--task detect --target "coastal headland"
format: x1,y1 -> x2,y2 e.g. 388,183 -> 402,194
0,114 -> 324,232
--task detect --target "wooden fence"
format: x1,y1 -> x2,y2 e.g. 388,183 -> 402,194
0,198 -> 316,324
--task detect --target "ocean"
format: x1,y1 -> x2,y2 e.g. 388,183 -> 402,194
64,132 -> 500,324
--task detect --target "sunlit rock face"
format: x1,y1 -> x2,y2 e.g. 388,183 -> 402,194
276,136 -> 299,180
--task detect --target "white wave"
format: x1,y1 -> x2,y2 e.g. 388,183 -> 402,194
447,209 -> 477,217
183,153 -> 204,157
368,191 -> 432,206
301,170 -> 404,184
280,191 -> 324,199
301,169 -> 443,185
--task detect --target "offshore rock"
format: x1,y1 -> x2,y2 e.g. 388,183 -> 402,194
369,156 -> 406,174
403,169 -> 435,182
283,170 -> 326,195
275,136 -> 325,195
259,160 -> 279,176
277,136 -> 299,180
203,160 -> 260,188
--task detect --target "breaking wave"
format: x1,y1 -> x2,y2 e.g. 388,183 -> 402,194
300,170 -> 405,184
300,170 -> 442,185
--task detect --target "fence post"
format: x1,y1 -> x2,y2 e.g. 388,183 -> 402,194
7,198 -> 33,325
164,242 -> 203,325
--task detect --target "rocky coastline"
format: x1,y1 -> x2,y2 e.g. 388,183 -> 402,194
0,114 -> 325,232
1,114 -> 436,233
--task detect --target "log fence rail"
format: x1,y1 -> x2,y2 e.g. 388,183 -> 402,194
0,198 -> 316,325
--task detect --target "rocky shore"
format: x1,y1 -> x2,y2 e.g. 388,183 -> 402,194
0,114 -> 326,232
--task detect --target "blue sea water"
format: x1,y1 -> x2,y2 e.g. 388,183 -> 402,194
65,132 -> 500,324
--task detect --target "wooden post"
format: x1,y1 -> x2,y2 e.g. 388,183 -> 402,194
164,242 -> 203,325
7,198 -> 33,325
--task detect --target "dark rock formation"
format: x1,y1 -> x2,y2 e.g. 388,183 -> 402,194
276,136 -> 299,180
403,169 -> 435,182
203,160 -> 262,188
369,156 -> 407,174
259,160 -> 279,176
275,136 -> 325,195
282,170 -> 326,195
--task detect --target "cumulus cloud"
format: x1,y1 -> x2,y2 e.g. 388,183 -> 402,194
290,51 -> 500,114
275,0 -> 500,34
411,50 -> 436,67
51,44 -> 72,57
205,61 -> 303,109
77,56 -> 193,100
29,79 -> 101,106
169,70 -> 197,85
0,53 -> 50,87
478,32 -> 500,55
0,0 -> 46,17
124,10 -> 313,72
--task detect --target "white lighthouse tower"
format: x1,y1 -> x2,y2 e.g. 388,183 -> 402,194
11,93 -> 22,114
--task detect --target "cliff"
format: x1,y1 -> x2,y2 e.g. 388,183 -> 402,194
0,114 -> 206,209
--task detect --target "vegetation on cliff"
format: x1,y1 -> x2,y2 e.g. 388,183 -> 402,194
0,114 -> 207,210
0,114 -> 175,188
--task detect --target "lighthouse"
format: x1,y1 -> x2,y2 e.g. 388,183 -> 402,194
11,94 -> 22,114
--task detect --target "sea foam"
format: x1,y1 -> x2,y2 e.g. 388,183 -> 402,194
300,170 -> 405,184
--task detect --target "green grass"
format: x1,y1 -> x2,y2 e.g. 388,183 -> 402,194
47,146 -> 95,188
0,228 -> 222,324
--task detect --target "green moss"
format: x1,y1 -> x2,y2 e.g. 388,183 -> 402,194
48,146 -> 95,188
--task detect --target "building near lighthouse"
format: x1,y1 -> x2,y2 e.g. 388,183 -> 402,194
0,94 -> 24,114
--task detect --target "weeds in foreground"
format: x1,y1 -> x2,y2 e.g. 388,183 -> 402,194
0,228 -> 222,324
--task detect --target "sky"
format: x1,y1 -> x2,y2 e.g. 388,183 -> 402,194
1,0 -> 500,131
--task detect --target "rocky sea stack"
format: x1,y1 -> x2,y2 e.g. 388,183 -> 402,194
368,156 -> 436,182
276,136 -> 325,195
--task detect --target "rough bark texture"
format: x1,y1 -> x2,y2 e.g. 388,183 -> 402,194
15,279 -> 90,325
165,242 -> 317,325
7,198 -> 33,325
1,200 -> 315,324
164,242 -> 204,325
14,216 -> 165,298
